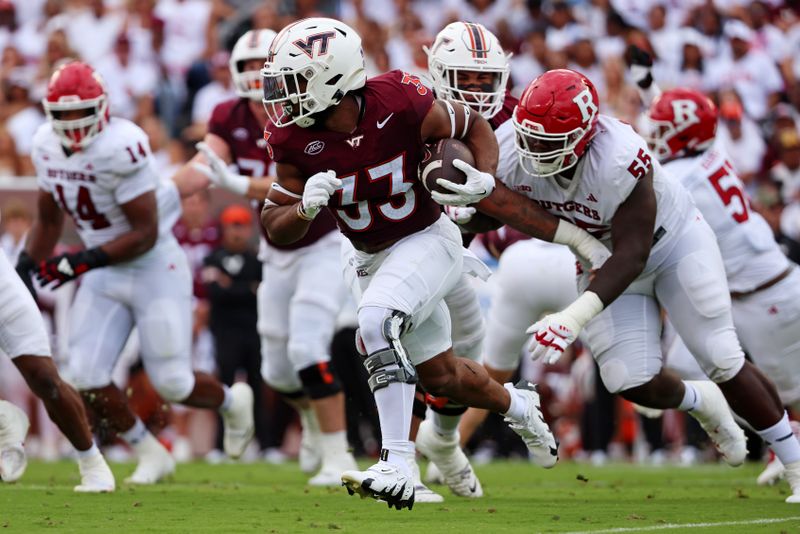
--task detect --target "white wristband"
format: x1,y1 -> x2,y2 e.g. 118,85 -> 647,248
562,291 -> 604,329
553,219 -> 610,269
221,173 -> 251,196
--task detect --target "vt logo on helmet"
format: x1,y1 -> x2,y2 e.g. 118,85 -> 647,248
512,69 -> 599,178
645,88 -> 717,161
261,18 -> 366,128
42,61 -> 109,151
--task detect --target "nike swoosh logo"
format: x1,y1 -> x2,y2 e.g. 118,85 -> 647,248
469,479 -> 477,493
377,113 -> 394,129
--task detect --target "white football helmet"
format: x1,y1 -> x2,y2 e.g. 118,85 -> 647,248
425,22 -> 510,119
261,17 -> 366,128
230,29 -> 277,101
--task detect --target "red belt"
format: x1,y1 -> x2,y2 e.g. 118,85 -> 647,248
730,267 -> 793,300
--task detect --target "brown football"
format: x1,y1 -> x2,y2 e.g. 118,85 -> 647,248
418,138 -> 476,194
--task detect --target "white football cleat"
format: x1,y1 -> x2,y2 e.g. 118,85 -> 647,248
416,419 -> 482,498
408,456 -> 444,503
74,452 -> 115,493
785,460 -> 800,503
222,383 -> 255,459
342,462 -> 415,510
685,381 -> 747,467
308,452 -> 358,487
125,435 -> 176,485
503,381 -> 558,468
757,455 -> 785,486
0,400 -> 29,483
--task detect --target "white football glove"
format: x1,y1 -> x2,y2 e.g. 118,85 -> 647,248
526,291 -> 604,365
300,170 -> 341,219
444,205 -> 476,224
430,159 -> 495,206
194,142 -> 250,196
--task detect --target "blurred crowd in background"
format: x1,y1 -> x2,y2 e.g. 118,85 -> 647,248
1,0 -> 800,467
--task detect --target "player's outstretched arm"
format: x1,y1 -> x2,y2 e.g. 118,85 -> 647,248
261,163 -> 338,245
588,169 -> 656,306
102,191 -> 159,262
24,190 -> 65,262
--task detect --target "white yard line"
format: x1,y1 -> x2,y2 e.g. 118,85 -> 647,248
565,516 -> 800,534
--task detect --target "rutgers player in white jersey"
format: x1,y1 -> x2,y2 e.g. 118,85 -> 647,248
18,62 -> 255,485
174,30 -> 357,485
1,246 -> 114,490
644,88 -> 800,492
460,68 -> 800,504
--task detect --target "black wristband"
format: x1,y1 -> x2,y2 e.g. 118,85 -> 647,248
84,247 -> 111,268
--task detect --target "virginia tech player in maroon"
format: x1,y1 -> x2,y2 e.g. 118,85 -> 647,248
173,29 -> 357,486
260,17 -> 565,510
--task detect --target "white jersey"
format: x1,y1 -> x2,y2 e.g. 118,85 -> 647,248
32,118 -> 180,251
662,142 -> 789,293
496,114 -> 694,275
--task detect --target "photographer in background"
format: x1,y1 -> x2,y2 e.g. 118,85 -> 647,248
202,205 -> 267,458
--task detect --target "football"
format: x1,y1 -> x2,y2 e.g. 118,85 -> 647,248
418,138 -> 476,194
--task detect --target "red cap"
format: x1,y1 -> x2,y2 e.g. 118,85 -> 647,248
220,204 -> 253,225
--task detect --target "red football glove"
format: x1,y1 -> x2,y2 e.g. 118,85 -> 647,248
36,248 -> 110,288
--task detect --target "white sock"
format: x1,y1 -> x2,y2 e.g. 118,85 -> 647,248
677,382 -> 702,411
757,412 -> 800,465
432,412 -> 461,438
502,385 -> 526,420
120,418 -> 148,445
76,442 -> 100,460
374,373 -> 416,475
319,430 -> 349,462
220,385 -> 233,412
299,407 -> 319,435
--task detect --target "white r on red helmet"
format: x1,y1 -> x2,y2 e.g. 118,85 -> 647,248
43,61 -> 109,150
512,69 -> 599,177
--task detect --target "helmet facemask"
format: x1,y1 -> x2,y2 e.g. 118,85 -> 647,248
233,59 -> 265,102
43,95 -> 108,150
434,61 -> 509,119
513,117 -> 587,177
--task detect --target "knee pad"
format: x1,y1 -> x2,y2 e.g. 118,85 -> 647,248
702,330 -> 745,383
425,393 -> 467,416
358,307 -> 418,389
150,368 -> 195,403
599,358 -> 636,394
298,361 -> 342,400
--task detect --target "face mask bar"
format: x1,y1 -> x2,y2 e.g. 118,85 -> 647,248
261,63 -> 320,128
512,118 -> 585,177
438,65 -> 508,119
43,96 -> 107,150
233,67 -> 263,101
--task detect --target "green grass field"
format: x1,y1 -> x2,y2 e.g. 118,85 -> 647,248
2,460 -> 799,533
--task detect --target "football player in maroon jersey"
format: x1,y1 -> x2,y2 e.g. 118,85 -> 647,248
260,17 -> 608,510
173,29 -> 357,485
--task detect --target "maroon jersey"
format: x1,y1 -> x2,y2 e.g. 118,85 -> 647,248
173,219 -> 220,299
489,91 -> 518,131
208,98 -> 336,250
266,70 -> 442,247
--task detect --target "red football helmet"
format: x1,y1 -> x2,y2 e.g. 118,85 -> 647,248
42,61 -> 109,150
645,88 -> 717,161
512,69 -> 600,177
